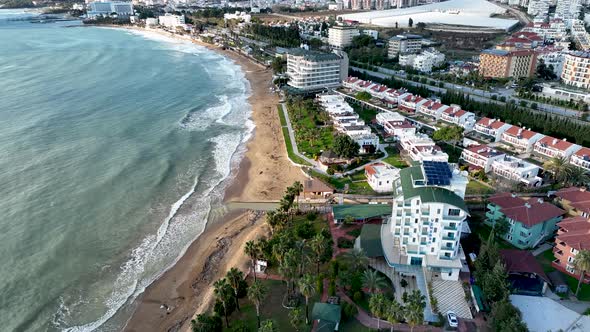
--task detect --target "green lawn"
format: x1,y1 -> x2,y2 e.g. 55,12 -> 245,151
466,180 -> 496,196
382,146 -> 409,168
286,100 -> 334,157
565,274 -> 590,301
438,142 -> 462,163
535,248 -> 557,273
340,318 -> 374,332
278,106 -> 311,166
351,104 -> 379,124
309,170 -> 377,195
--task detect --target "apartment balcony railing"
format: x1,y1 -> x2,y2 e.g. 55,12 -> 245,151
442,236 -> 455,241
443,225 -> 458,231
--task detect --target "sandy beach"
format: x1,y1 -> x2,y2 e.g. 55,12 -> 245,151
123,28 -> 305,332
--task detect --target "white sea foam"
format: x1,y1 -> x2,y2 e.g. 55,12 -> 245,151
56,27 -> 254,332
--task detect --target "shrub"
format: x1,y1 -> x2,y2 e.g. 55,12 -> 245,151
342,302 -> 359,320
295,221 -> 316,239
327,168 -> 335,175
317,274 -> 324,295
400,279 -> 408,288
328,278 -> 336,296
402,291 -> 408,303
306,211 -> 318,221
346,228 -> 362,238
337,238 -> 354,248
350,272 -> 363,293
491,95 -> 498,100
499,96 -> 506,102
531,102 -> 538,110
353,291 -> 363,302
329,260 -> 340,278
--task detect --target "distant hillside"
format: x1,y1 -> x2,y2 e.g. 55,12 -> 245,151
0,0 -> 82,9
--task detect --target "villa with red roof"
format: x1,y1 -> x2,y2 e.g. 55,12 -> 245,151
365,162 -> 400,193
474,118 -> 512,142
485,193 -> 565,249
533,136 -> 582,160
570,147 -> 590,171
439,107 -> 476,130
368,84 -> 389,99
398,94 -> 427,113
417,99 -> 449,119
555,187 -> 590,219
552,216 -> 590,282
400,132 -> 449,162
500,125 -> 545,153
376,112 -> 416,138
460,145 -> 505,172
343,76 -> 360,89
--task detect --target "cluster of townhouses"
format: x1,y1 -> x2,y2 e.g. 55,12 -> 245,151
387,34 -> 446,73
316,94 -> 380,154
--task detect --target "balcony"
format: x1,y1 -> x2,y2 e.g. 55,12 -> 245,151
443,225 -> 458,231
443,214 -> 464,221
440,245 -> 454,252
442,236 -> 455,241
421,210 -> 430,216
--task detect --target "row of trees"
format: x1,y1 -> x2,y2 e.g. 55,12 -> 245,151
243,23 -> 301,48
351,69 -> 590,147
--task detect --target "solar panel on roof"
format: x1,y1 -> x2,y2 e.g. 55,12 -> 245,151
423,161 -> 452,186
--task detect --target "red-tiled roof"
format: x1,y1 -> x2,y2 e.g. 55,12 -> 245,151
476,117 -> 506,130
574,147 -> 590,158
466,145 -> 503,158
535,136 -> 575,152
556,187 -> 590,215
499,249 -> 550,284
345,76 -> 358,83
556,216 -> 590,251
388,120 -> 414,129
504,126 -> 539,140
489,193 -> 565,227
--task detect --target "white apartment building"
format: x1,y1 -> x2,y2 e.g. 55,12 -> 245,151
365,163 -> 401,193
158,14 -> 185,28
533,136 -> 582,160
286,49 -> 349,91
382,161 -> 468,280
418,100 -> 449,119
572,20 -> 590,51
527,0 -> 550,18
522,18 -> 567,41
87,1 -> 133,17
412,49 -> 446,73
439,107 -> 476,130
500,126 -> 545,153
223,11 -> 251,23
490,155 -> 543,186
351,133 -> 381,154
474,118 -> 512,142
561,51 -> 590,89
399,53 -> 417,67
388,34 -> 423,58
362,29 -> 379,39
555,0 -> 582,22
460,145 -> 506,172
145,17 -> 158,27
400,133 -> 449,163
537,47 -> 565,76
570,147 -> 590,171
328,26 -> 360,48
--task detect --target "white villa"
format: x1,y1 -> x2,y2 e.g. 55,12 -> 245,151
570,147 -> 590,171
490,155 -> 543,187
474,117 -> 512,142
377,112 -> 416,138
400,133 -> 449,163
365,163 -> 401,193
439,107 -> 476,130
417,100 -> 449,119
460,145 -> 506,172
533,136 -> 582,160
500,126 -> 545,153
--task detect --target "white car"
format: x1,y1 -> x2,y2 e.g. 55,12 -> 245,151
447,311 -> 459,328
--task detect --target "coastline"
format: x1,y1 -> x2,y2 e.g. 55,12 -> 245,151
121,26 -> 305,332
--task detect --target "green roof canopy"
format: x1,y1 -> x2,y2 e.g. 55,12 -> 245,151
312,302 -> 341,324
359,224 -> 384,258
399,166 -> 468,212
332,204 -> 391,220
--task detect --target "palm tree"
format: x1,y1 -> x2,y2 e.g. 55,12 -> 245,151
213,278 -> 232,328
310,233 -> 327,275
226,267 -> 244,312
248,280 -> 268,328
291,181 -> 304,207
289,307 -> 304,331
295,239 -> 309,275
573,250 -> 590,297
543,157 -> 574,184
245,240 -> 259,281
567,166 -> 590,186
298,274 -> 316,324
279,248 -> 298,297
362,269 -> 388,294
386,299 -> 404,332
266,210 -> 278,235
369,293 -> 387,330
344,248 -> 369,271
404,290 -> 426,332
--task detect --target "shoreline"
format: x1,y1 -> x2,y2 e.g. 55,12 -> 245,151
121,26 -> 305,332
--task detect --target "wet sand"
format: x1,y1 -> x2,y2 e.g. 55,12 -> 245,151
123,29 -> 305,332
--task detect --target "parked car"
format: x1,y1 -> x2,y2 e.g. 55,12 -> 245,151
447,311 -> 459,328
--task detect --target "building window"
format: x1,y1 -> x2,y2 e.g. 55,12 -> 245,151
448,208 -> 460,216
433,238 -> 436,243
431,247 -> 435,253
571,248 -> 578,254
568,256 -> 574,263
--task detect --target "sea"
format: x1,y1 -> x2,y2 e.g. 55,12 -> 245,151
0,9 -> 253,332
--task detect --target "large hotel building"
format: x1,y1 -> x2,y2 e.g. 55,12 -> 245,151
478,49 -> 537,79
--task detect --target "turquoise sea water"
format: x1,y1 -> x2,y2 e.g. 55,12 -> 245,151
0,10 -> 252,331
